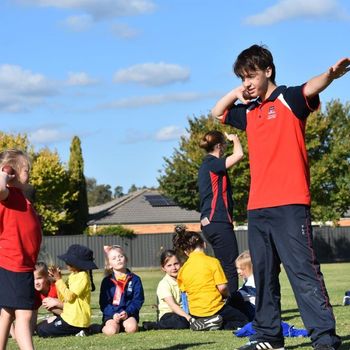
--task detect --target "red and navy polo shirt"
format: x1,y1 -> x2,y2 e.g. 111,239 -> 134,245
198,154 -> 233,223
222,84 -> 320,210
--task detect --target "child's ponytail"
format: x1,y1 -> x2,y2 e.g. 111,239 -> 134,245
173,224 -> 204,255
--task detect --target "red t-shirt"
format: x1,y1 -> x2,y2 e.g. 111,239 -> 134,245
223,85 -> 320,210
0,187 -> 42,272
34,283 -> 58,310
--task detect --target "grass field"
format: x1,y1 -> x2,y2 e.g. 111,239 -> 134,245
7,262 -> 350,350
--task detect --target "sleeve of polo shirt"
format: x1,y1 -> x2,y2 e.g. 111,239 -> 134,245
177,268 -> 186,292
222,104 -> 248,130
157,278 -> 172,301
284,84 -> 320,119
208,157 -> 226,174
212,258 -> 228,286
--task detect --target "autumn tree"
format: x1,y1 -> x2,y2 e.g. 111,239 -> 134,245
30,148 -> 71,235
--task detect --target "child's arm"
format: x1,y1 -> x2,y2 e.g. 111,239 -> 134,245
49,267 -> 78,302
304,58 -> 350,98
163,296 -> 191,321
42,297 -> 63,315
0,171 -> 13,201
225,133 -> 244,169
212,86 -> 252,120
124,276 -> 144,318
217,283 -> 230,299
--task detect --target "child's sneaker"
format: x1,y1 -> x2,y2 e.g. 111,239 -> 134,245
236,340 -> 285,350
75,330 -> 86,337
343,295 -> 350,306
189,314 -> 223,331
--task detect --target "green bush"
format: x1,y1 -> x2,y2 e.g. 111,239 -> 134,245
94,225 -> 136,238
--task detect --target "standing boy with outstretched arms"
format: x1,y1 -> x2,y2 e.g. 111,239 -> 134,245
211,44 -> 349,350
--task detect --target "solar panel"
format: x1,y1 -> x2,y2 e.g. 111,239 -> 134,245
144,195 -> 177,207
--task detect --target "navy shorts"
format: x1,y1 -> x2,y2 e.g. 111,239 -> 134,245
0,267 -> 35,310
37,316 -> 87,337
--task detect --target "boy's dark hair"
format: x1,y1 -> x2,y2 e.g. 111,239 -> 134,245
172,225 -> 204,255
233,44 -> 276,85
199,131 -> 225,153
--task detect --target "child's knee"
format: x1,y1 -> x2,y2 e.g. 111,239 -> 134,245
102,321 -> 119,336
124,319 -> 138,333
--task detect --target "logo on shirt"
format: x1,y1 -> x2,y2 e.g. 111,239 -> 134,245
267,106 -> 277,120
127,281 -> 133,292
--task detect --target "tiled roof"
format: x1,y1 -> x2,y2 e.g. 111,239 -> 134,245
88,189 -> 200,225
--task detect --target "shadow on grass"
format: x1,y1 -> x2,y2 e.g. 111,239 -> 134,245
286,334 -> 349,350
281,308 -> 301,322
150,342 -> 215,350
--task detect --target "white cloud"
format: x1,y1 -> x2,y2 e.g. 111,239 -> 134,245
155,125 -> 187,141
244,0 -> 349,26
111,23 -> 140,39
121,125 -> 186,144
0,64 -> 58,113
114,62 -> 190,86
97,91 -> 217,109
28,125 -> 71,144
67,72 -> 98,86
19,0 -> 156,21
62,14 -> 93,31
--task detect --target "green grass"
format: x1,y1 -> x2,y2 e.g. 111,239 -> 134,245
7,263 -> 350,349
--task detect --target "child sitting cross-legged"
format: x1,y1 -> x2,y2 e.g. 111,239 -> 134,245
36,244 -> 98,337
143,249 -> 191,330
100,245 -> 144,336
228,251 -> 256,322
173,225 -> 248,331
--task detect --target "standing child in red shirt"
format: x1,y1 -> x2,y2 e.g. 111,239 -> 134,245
0,149 -> 42,350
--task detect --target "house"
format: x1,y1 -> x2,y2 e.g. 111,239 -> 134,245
88,189 -> 201,234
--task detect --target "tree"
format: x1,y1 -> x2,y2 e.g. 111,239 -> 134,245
1,133 -> 72,235
158,115 -> 250,223
128,184 -> 138,193
31,148 -> 71,235
87,178 -> 113,206
306,100 -> 350,223
114,186 -> 124,198
159,102 -> 350,224
65,136 -> 89,235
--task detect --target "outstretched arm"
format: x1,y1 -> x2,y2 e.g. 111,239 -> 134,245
304,57 -> 350,98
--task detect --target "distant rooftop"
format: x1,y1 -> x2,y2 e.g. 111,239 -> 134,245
88,189 -> 200,226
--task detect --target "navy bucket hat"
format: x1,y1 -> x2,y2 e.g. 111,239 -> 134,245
58,244 -> 98,270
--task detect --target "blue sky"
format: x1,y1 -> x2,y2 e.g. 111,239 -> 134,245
1,0 -> 350,193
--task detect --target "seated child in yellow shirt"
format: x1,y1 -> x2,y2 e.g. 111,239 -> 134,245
174,225 -> 248,330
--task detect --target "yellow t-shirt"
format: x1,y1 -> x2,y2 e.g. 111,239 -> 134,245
177,251 -> 227,317
55,271 -> 91,328
157,273 -> 182,318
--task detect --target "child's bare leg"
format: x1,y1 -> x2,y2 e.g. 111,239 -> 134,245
14,309 -> 34,350
0,308 -> 15,350
9,322 -> 16,339
123,317 -> 138,333
102,319 -> 120,336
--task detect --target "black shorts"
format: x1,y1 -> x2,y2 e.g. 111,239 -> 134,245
0,267 -> 35,310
